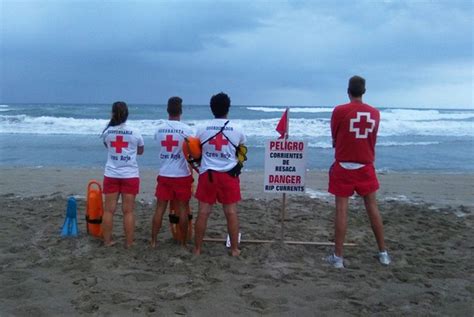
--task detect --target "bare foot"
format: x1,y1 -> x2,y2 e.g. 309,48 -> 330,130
192,247 -> 201,256
104,240 -> 117,247
124,242 -> 135,249
229,248 -> 241,257
150,239 -> 157,249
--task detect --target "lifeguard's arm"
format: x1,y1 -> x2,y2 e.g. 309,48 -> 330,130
102,128 -> 109,148
137,134 -> 145,155
102,132 -> 108,149
330,109 -> 338,148
240,131 -> 247,146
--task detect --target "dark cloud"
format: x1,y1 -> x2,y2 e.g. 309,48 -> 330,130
1,0 -> 472,108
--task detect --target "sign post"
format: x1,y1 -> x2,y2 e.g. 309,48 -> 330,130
281,191 -> 287,241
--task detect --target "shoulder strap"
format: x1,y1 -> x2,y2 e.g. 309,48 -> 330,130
221,131 -> 238,149
201,120 -> 230,146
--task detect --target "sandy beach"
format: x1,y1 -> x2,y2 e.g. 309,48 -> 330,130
1,167 -> 473,316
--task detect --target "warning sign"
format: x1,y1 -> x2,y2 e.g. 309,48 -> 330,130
264,140 -> 307,193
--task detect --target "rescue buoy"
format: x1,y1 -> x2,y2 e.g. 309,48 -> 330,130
86,180 -> 103,238
182,136 -> 202,170
168,200 -> 193,242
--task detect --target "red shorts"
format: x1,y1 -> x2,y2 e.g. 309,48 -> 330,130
328,162 -> 379,197
103,176 -> 140,195
155,175 -> 193,201
195,171 -> 241,204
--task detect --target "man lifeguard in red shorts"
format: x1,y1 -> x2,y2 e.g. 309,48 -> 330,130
193,92 -> 246,256
326,76 -> 391,268
151,97 -> 194,248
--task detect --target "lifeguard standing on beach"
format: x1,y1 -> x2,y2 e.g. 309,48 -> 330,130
326,76 -> 391,268
151,97 -> 194,248
101,101 -> 144,248
193,92 -> 246,256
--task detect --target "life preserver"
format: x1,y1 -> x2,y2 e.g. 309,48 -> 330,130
168,200 -> 193,241
86,180 -> 103,238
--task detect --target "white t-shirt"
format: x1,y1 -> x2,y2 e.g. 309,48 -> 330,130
102,123 -> 144,178
339,162 -> 366,169
196,118 -> 246,173
154,120 -> 194,177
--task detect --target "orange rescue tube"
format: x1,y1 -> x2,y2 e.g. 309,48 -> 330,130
182,136 -> 202,160
182,136 -> 202,171
86,180 -> 103,238
169,200 -> 193,242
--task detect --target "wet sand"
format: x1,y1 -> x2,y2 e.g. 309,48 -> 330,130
0,167 -> 473,315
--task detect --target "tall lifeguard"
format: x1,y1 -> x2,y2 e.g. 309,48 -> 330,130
326,76 -> 390,268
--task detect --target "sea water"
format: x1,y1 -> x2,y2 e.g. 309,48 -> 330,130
0,103 -> 473,172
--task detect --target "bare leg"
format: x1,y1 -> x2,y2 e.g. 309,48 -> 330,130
363,192 -> 386,252
176,200 -> 189,247
193,202 -> 212,255
223,203 -> 240,256
334,196 -> 349,257
103,193 -> 119,246
151,200 -> 168,248
121,193 -> 136,248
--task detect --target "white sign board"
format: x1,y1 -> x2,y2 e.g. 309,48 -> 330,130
264,140 -> 307,193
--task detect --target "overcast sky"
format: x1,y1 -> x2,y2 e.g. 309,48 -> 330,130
1,0 -> 472,108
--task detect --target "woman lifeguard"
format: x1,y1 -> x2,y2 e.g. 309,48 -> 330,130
101,101 -> 144,248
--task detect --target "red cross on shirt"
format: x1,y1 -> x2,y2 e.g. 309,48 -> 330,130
161,134 -> 179,152
111,135 -> 129,153
209,133 -> 229,151
349,112 -> 375,139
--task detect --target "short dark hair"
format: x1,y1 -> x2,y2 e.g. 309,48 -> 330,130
348,76 -> 366,97
167,96 -> 182,116
210,92 -> 230,118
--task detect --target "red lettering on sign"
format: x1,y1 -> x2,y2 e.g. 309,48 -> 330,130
268,175 -> 302,184
269,141 -> 304,151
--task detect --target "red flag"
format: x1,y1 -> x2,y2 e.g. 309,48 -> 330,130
276,108 -> 289,139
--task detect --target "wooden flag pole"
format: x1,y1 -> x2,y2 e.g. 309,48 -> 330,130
280,193 -> 287,242
279,107 -> 290,243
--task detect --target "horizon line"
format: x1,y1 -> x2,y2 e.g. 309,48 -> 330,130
0,102 -> 473,111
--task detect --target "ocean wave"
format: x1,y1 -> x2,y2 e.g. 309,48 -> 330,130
252,141 -> 441,149
0,115 -> 110,135
247,107 -> 333,113
247,107 -> 474,121
382,195 -> 411,203
1,114 -> 472,137
377,141 -> 439,147
305,188 -> 331,199
381,109 -> 474,121
377,119 -> 472,137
